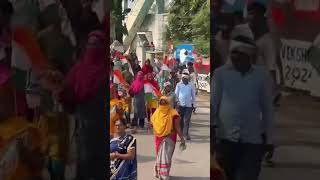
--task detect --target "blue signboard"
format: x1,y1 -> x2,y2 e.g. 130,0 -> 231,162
175,44 -> 194,64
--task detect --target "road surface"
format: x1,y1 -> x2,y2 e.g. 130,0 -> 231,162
260,93 -> 320,180
133,92 -> 211,179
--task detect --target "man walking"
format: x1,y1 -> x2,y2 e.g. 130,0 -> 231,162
175,73 -> 196,140
168,69 -> 180,89
212,36 -> 273,180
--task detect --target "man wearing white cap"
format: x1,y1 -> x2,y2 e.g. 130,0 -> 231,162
175,73 -> 196,140
163,81 -> 177,108
212,35 -> 273,180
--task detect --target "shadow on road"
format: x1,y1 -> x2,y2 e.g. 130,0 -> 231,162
191,119 -> 210,123
265,162 -> 320,170
187,134 -> 210,144
190,122 -> 209,128
187,139 -> 210,144
137,155 -> 154,163
191,112 -> 209,116
173,158 -> 195,164
194,105 -> 210,108
275,141 -> 320,148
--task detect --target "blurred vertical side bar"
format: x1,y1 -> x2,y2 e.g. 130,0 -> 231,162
210,0 -> 225,179
104,0 -> 111,179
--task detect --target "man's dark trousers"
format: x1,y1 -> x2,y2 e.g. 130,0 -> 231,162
178,106 -> 193,137
215,139 -> 265,180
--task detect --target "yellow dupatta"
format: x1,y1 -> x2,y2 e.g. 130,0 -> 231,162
0,118 -> 43,180
151,97 -> 179,137
110,98 -> 125,135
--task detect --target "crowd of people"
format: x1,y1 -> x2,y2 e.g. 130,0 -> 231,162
0,0 -> 108,179
109,50 -> 200,179
211,1 -> 278,180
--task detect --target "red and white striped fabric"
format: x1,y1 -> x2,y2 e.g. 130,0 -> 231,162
144,82 -> 162,97
11,27 -> 48,74
113,70 -> 129,89
120,56 -> 134,75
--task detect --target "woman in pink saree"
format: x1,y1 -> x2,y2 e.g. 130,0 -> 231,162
129,71 -> 147,129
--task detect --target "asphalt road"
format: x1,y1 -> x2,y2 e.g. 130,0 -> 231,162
260,94 -> 320,180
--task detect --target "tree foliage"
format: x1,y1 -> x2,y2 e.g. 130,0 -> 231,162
111,0 -> 130,43
166,0 -> 210,55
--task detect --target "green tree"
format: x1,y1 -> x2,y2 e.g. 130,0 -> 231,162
191,0 -> 210,55
166,0 -> 210,55
111,0 -> 130,43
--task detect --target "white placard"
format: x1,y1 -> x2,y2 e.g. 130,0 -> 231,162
280,39 -> 313,91
294,0 -> 319,11
197,74 -> 210,92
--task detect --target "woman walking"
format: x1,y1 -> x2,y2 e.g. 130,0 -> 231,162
129,71 -> 146,129
151,96 -> 186,179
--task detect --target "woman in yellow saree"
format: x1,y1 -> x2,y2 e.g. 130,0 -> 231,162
151,96 -> 186,179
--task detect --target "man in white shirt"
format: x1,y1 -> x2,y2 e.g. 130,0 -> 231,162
175,73 -> 196,140
212,35 -> 274,180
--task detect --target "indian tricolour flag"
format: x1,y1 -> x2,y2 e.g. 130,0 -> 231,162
161,64 -> 170,71
12,27 -> 47,74
120,57 -> 134,75
144,82 -> 162,97
113,51 -> 134,75
10,27 -> 48,91
113,70 -> 129,89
